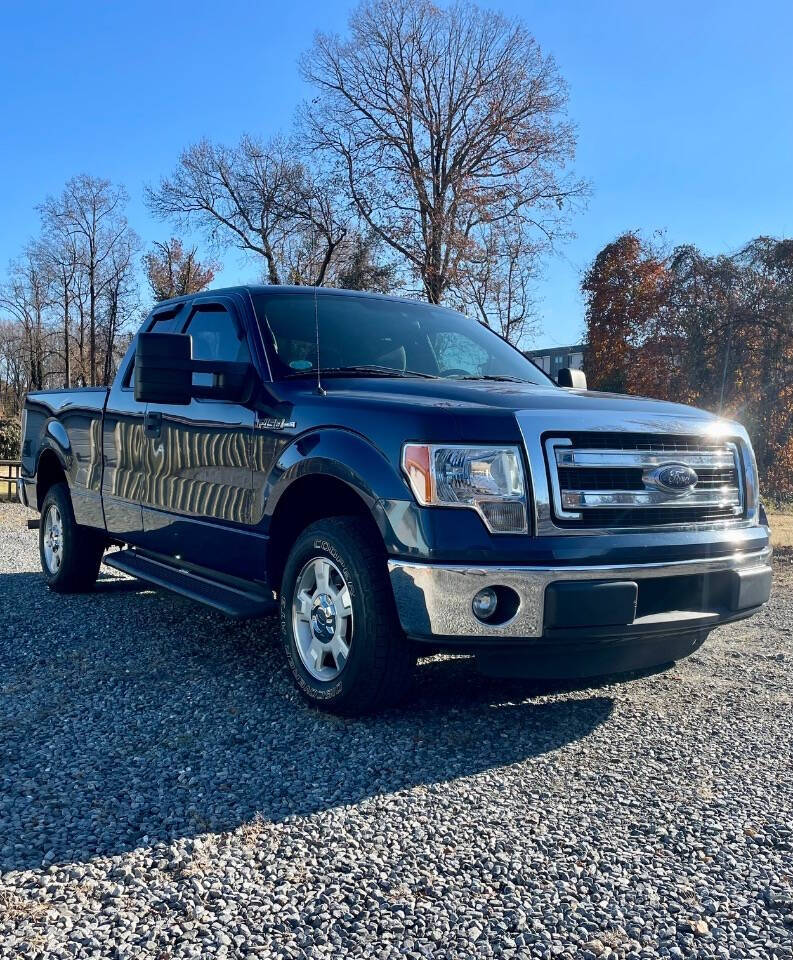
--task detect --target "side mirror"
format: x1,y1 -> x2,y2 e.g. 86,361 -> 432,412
135,332 -> 192,404
134,332 -> 257,405
557,367 -> 587,390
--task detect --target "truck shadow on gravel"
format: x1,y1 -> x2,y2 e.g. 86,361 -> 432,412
0,572 -> 613,873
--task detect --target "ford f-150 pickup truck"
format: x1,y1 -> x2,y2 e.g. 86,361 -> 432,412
20,285 -> 773,713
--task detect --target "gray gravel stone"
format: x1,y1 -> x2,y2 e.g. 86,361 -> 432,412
0,500 -> 791,959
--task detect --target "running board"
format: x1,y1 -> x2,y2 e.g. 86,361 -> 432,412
102,549 -> 276,619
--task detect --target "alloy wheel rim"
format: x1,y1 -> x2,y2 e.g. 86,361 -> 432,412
43,504 -> 63,574
292,556 -> 353,682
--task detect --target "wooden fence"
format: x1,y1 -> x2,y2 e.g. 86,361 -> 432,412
0,460 -> 20,502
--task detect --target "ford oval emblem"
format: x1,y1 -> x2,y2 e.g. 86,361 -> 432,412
644,462 -> 699,495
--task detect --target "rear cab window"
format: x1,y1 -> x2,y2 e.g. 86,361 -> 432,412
122,308 -> 185,390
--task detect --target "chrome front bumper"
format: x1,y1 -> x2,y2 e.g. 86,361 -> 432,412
388,547 -> 773,641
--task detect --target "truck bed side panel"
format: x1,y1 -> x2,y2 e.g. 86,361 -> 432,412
22,388 -> 109,529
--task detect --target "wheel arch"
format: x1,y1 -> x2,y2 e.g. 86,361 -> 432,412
36,447 -> 68,510
263,429 -> 409,593
266,473 -> 382,594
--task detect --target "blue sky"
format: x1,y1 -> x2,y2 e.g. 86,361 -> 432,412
1,0 -> 791,348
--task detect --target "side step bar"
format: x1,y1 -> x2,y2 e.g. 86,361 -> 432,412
103,549 -> 276,619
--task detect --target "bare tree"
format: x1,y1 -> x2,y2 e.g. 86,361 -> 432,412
0,175 -> 141,405
451,213 -> 540,346
0,319 -> 27,414
147,136 -> 349,286
0,249 -> 53,400
333,229 -> 397,292
144,238 -> 219,301
40,176 -> 131,384
33,217 -> 80,387
301,0 -> 587,304
71,264 -> 90,385
100,232 -> 141,385
282,168 -> 352,285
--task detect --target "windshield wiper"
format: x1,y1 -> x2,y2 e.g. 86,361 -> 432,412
286,365 -> 439,380
451,374 -> 532,383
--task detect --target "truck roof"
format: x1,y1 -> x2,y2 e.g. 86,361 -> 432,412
155,285 -> 444,309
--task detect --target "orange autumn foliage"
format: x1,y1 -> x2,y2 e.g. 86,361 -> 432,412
583,233 -> 793,499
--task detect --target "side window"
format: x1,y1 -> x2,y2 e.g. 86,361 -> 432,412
184,305 -> 251,389
433,331 -> 490,376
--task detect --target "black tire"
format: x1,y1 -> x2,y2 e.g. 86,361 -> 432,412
39,482 -> 105,593
279,517 -> 414,715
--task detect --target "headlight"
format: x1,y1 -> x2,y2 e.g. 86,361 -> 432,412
402,443 -> 528,534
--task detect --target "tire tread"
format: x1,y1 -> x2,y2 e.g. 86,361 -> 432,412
40,483 -> 104,593
281,516 -> 414,715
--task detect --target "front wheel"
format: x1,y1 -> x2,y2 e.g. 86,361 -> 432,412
39,483 -> 104,592
279,517 -> 414,715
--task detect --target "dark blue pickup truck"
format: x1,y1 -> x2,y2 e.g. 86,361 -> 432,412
20,286 -> 772,713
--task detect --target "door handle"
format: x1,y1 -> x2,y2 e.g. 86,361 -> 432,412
144,411 -> 162,438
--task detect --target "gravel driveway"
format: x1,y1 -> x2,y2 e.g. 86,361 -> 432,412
1,500 -> 791,959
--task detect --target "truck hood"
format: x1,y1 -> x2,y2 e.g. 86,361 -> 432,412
315,376 -> 723,423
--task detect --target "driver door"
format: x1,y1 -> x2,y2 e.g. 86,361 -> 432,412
138,295 -> 259,578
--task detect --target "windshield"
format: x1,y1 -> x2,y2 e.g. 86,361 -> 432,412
251,292 -> 553,386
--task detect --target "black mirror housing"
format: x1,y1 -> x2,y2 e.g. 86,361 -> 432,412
557,367 -> 587,390
134,332 -> 257,405
134,332 -> 192,404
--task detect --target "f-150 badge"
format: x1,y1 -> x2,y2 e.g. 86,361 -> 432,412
255,417 -> 297,431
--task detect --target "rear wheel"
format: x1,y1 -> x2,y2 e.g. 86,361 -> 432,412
279,517 -> 414,715
39,483 -> 104,592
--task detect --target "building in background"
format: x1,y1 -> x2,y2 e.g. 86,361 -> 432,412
524,343 -> 587,378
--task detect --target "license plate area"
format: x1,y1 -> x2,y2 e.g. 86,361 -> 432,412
544,580 -> 638,629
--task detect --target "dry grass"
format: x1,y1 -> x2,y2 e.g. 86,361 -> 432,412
0,888 -> 48,921
169,850 -> 213,879
236,812 -> 266,847
768,510 -> 793,549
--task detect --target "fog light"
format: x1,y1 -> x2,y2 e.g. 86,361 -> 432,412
472,587 -> 498,621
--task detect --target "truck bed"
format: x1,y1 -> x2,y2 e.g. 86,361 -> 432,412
24,387 -> 109,416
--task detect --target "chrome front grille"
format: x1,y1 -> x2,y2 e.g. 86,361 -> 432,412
515,410 -> 760,536
545,433 -> 743,528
